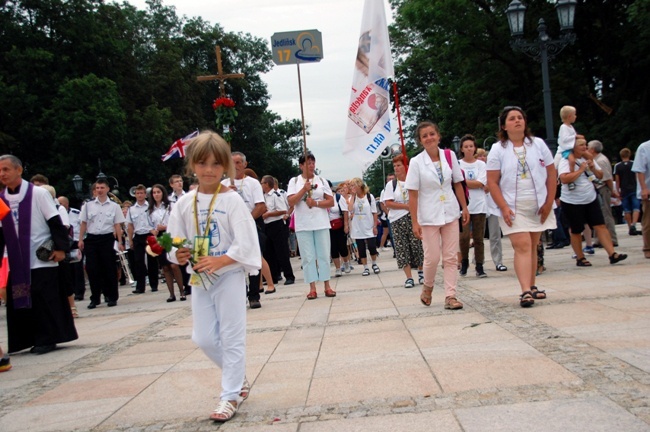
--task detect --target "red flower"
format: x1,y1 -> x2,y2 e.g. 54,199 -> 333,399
213,97 -> 236,109
146,235 -> 164,255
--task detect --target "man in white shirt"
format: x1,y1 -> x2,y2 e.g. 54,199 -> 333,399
632,140 -> 650,258
59,196 -> 86,301
78,179 -> 125,308
168,174 -> 185,204
222,152 -> 266,309
126,185 -> 157,294
261,175 -> 295,288
588,140 -> 619,246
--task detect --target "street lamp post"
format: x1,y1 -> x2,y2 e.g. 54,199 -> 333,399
506,0 -> 577,152
72,175 -> 84,199
380,144 -> 401,181
483,136 -> 498,149
452,136 -> 460,154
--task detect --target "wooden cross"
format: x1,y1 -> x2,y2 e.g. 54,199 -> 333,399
197,46 -> 245,98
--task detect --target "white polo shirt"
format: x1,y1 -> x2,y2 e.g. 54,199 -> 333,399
264,190 -> 287,224
81,197 -> 125,235
126,201 -> 152,235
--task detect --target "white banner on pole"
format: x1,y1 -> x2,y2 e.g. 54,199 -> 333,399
342,0 -> 395,170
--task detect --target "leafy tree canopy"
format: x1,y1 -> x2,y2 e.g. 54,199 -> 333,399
388,0 -> 650,163
0,0 -> 302,203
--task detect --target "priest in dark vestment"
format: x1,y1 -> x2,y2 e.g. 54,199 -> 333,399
0,155 -> 78,354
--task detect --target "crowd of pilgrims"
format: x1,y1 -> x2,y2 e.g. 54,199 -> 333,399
2,105 -> 644,420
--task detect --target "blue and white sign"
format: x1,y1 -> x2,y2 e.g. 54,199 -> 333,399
271,30 -> 324,65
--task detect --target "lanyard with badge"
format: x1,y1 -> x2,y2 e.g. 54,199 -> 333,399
433,161 -> 446,201
191,184 -> 221,286
397,181 -> 408,203
514,146 -> 528,179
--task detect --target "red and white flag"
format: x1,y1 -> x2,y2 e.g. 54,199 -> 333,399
343,0 -> 395,170
161,130 -> 199,162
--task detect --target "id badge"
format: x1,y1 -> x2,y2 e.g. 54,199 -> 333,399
190,236 -> 210,287
193,236 -> 210,261
190,273 -> 202,287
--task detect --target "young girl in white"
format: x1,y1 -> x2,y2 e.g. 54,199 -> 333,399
167,131 -> 261,422
348,177 -> 380,276
458,135 -> 488,278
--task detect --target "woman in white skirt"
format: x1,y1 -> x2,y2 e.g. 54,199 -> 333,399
486,107 -> 557,307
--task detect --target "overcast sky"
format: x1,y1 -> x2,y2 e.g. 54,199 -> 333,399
126,0 -> 398,182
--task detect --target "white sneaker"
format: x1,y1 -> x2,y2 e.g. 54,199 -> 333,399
335,268 -> 342,277
382,247 -> 391,251
344,265 -> 351,274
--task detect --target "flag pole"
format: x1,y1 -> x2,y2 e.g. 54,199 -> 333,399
392,81 -> 407,166
297,62 -> 309,157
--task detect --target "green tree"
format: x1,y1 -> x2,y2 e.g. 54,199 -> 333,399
389,0 -> 650,159
43,73 -> 129,195
0,0 -> 304,199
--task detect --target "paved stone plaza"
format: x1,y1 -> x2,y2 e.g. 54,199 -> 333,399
0,224 -> 649,431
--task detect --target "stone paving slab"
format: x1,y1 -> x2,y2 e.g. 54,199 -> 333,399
0,224 -> 649,431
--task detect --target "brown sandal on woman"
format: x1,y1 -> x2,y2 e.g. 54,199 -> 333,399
306,290 -> 317,300
420,285 -> 433,307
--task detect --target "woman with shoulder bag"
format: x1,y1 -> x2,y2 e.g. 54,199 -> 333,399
328,182 -> 352,277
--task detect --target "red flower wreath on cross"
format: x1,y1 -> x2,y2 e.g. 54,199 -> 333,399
213,97 -> 238,143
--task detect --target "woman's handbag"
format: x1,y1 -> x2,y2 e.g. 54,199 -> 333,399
330,217 -> 344,230
289,212 -> 296,231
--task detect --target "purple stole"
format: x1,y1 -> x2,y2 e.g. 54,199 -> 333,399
0,182 -> 34,309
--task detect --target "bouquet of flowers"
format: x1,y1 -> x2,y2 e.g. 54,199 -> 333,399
146,232 -> 217,290
213,97 -> 238,142
303,182 -> 318,202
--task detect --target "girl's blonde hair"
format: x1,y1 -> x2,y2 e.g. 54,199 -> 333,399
184,131 -> 234,181
349,177 -> 369,195
560,105 -> 576,121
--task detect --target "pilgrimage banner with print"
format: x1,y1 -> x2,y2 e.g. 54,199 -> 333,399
342,0 -> 395,170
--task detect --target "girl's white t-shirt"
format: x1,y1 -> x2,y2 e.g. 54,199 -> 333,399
166,189 -> 261,278
349,193 -> 377,239
459,159 -> 487,215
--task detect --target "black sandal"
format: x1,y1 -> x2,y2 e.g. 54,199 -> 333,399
530,286 -> 546,299
609,253 -> 628,264
520,291 -> 534,308
180,295 -> 186,301
576,257 -> 592,267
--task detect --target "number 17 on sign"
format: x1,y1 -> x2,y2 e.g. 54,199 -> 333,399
277,49 -> 291,63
